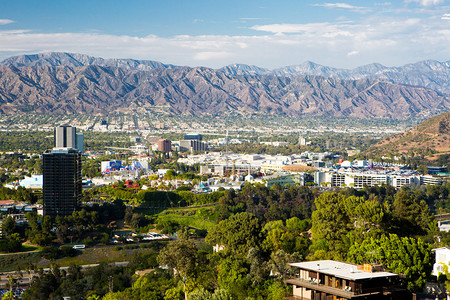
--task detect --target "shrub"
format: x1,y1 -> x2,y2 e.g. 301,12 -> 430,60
40,246 -> 61,260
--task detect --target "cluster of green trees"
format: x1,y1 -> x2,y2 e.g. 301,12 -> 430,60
0,154 -> 42,184
145,186 -> 442,298
107,213 -> 295,300
1,200 -> 127,251
124,206 -> 154,232
21,242 -> 169,299
136,190 -> 226,208
91,184 -> 226,208
308,187 -> 442,291
24,263 -> 133,299
217,184 -> 317,222
3,181 -> 450,299
0,131 -> 53,152
0,185 -> 38,203
0,231 -> 21,253
348,234 -> 432,291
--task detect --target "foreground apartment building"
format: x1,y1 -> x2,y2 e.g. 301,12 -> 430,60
285,260 -> 409,300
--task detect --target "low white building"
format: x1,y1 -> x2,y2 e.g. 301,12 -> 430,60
19,174 -> 43,189
432,247 -> 450,277
253,172 -> 307,188
391,175 -> 419,188
208,182 -> 243,192
314,170 -> 441,189
130,144 -> 148,154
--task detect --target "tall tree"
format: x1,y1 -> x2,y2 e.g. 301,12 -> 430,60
206,212 -> 263,256
311,192 -> 352,259
348,233 -> 432,291
2,216 -> 17,236
311,192 -> 391,259
391,189 -> 433,236
158,240 -> 198,300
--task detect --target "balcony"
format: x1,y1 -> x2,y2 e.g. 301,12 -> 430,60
285,278 -> 355,298
285,278 -> 389,299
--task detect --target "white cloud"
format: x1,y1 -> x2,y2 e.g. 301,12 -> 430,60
251,23 -> 322,34
313,3 -> 371,13
442,13 -> 450,20
251,23 -> 354,37
405,0 -> 445,6
0,19 -> 14,25
193,51 -> 230,60
0,30 -> 30,34
0,14 -> 448,69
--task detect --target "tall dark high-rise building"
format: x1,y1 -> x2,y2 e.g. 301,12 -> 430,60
43,149 -> 82,216
43,125 -> 82,217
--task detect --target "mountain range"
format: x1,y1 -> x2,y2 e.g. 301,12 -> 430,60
219,60 -> 450,95
0,52 -> 449,119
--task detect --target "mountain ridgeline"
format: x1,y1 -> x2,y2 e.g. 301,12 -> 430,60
0,52 -> 449,119
368,111 -> 450,157
219,60 -> 450,95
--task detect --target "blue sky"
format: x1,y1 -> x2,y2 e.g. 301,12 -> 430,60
0,0 -> 448,68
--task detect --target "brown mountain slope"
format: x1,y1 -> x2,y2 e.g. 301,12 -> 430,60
0,65 -> 449,119
368,111 -> 450,157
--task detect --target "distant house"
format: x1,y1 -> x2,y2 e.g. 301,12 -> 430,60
208,182 -> 243,192
213,244 -> 225,252
285,260 -> 408,299
432,247 -> 450,277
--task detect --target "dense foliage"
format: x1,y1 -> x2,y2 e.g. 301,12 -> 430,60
2,181 -> 450,299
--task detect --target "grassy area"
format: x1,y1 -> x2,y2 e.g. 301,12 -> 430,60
41,242 -> 167,268
0,244 -> 43,272
156,205 -> 220,231
157,214 -> 216,231
163,204 -> 216,212
45,247 -> 136,267
0,242 -> 169,272
0,252 -> 41,272
20,244 -> 42,252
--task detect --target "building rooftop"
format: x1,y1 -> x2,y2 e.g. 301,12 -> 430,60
289,260 -> 398,281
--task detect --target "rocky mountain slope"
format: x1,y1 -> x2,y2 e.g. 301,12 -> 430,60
222,60 -> 450,95
0,52 -> 180,71
0,63 -> 448,119
368,111 -> 450,156
3,52 -> 449,94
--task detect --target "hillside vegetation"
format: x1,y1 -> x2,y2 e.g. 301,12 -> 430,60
367,111 -> 450,159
